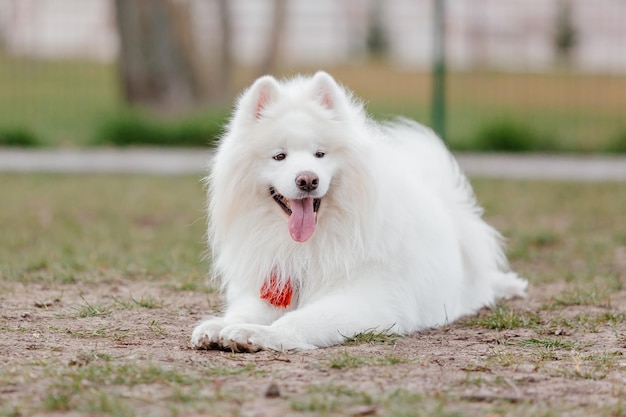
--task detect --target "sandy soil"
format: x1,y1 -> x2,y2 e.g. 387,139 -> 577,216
1,278 -> 625,416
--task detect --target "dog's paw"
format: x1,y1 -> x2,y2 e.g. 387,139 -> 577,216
190,317 -> 228,349
218,324 -> 272,352
218,324 -> 317,352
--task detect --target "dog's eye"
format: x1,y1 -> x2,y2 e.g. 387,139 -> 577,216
273,153 -> 286,161
315,151 -> 325,158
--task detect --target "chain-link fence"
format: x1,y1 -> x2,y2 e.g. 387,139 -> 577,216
0,0 -> 624,151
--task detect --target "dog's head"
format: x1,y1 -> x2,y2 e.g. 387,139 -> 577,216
211,72 -> 372,245
234,72 -> 357,242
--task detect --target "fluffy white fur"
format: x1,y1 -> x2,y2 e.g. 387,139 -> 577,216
190,71 -> 527,352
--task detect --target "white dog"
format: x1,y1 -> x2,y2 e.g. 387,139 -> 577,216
191,72 -> 527,352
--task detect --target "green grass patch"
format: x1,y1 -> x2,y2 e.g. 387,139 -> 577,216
468,305 -> 541,331
342,325 -> 399,345
290,384 -> 373,413
52,361 -> 196,388
474,180 -> 626,284
166,272 -> 216,293
41,361 -> 200,416
604,128 -> 626,153
545,285 -> 616,309
0,127 -> 41,147
519,337 -> 585,351
0,174 -> 207,283
328,351 -> 367,369
467,118 -> 557,152
202,363 -> 258,377
555,350 -> 623,380
93,109 -> 227,147
327,351 -> 413,369
291,387 -> 467,417
545,312 -> 626,334
73,296 -> 112,318
111,294 -> 163,310
148,320 -> 167,336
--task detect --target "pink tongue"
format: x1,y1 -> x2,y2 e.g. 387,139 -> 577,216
288,198 -> 316,242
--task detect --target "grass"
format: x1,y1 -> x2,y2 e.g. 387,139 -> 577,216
546,286 -> 614,309
467,118 -> 556,152
93,109 -> 227,147
519,337 -> 584,350
111,294 -> 164,309
0,127 -> 41,147
1,55 -> 625,152
475,180 -> 626,285
0,174 -> 209,286
544,312 -> 626,335
605,128 -> 626,153
290,385 -> 374,413
0,174 -> 625,416
467,305 -> 541,331
342,325 -> 400,345
41,361 -> 203,415
327,351 -> 412,369
73,296 -> 112,318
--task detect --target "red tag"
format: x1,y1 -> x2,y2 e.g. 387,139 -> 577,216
260,273 -> 293,308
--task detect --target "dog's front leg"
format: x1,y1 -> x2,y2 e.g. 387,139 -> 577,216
218,280 -> 402,352
190,293 -> 282,350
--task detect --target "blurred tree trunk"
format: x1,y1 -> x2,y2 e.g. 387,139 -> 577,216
216,0 -> 233,102
114,0 -> 215,111
258,0 -> 288,76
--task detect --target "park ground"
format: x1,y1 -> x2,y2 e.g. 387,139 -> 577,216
1,58 -> 625,416
1,174 -> 624,416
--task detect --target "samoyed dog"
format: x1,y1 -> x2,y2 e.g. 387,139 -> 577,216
191,71 -> 526,352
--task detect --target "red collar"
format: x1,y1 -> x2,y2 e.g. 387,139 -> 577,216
260,273 -> 293,308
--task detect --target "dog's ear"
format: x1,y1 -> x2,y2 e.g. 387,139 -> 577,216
311,71 -> 347,113
242,75 -> 281,120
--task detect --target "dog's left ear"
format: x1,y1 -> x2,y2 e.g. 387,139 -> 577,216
311,71 -> 348,115
236,75 -> 282,122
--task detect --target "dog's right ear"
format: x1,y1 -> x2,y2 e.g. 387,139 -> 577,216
240,75 -> 281,120
310,71 -> 351,118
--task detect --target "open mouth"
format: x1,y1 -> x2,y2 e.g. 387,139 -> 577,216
269,187 -> 321,242
269,187 -> 321,217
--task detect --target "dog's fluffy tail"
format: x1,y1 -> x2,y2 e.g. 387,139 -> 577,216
379,118 -> 528,304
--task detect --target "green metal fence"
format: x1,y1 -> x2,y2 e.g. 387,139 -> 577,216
0,0 -> 624,152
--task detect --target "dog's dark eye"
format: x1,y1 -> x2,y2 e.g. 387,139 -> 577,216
315,151 -> 325,158
273,153 -> 286,161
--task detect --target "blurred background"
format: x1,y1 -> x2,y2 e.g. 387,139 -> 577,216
0,0 -> 625,153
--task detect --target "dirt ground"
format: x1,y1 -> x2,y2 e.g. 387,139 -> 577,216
1,276 -> 625,416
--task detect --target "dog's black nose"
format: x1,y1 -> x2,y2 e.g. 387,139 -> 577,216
295,171 -> 319,192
